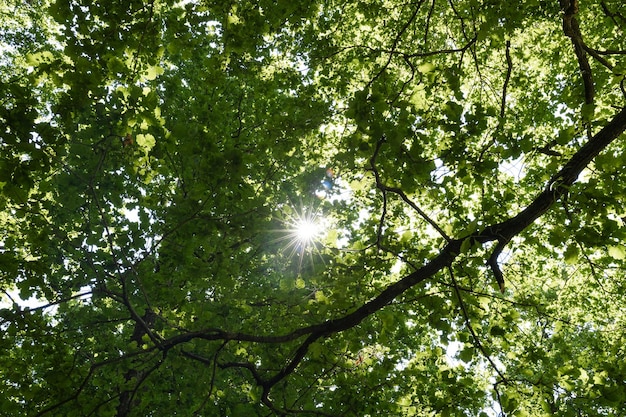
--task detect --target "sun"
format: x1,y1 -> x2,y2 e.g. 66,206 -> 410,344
276,204 -> 328,262
287,207 -> 323,250
294,217 -> 321,245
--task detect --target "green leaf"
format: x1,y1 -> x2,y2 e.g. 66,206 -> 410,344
563,244 -> 579,264
608,245 -> 626,260
459,346 -> 474,363
136,133 -> 156,152
489,325 -> 506,337
460,238 -> 472,254
2,2 -> 626,415
145,65 -> 164,81
418,62 -> 435,73
581,103 -> 595,122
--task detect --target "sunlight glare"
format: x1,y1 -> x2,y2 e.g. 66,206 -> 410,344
279,205 -> 327,258
295,218 -> 320,244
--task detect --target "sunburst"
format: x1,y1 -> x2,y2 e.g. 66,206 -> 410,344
285,206 -> 324,253
275,203 -> 328,270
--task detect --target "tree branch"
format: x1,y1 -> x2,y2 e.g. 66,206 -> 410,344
369,137 -> 451,241
366,1 -> 427,91
500,40 -> 513,119
560,0 -> 594,105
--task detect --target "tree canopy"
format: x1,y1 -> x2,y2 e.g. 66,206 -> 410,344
1,0 -> 626,415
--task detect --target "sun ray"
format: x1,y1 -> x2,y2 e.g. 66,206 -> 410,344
271,201 -> 329,272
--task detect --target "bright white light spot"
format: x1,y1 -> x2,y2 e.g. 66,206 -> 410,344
295,219 -> 320,243
275,204 -> 329,265
286,206 -> 325,251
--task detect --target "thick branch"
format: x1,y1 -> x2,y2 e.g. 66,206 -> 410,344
560,0 -> 594,104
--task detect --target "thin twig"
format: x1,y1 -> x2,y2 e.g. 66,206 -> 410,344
370,138 -> 451,241
448,267 -> 508,382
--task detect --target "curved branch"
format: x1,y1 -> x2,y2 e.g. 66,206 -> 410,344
337,35 -> 478,61
369,138 -> 389,248
600,1 -> 626,25
369,137 -> 451,241
487,240 -> 507,293
482,106 -> 626,242
35,347 -> 158,417
366,1 -> 426,90
581,43 -> 614,70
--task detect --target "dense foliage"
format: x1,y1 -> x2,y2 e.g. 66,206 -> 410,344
1,0 -> 626,415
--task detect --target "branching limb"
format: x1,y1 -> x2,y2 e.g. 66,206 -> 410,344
160,107 -> 626,401
493,380 -> 507,417
581,44 -> 614,70
220,360 -> 267,387
368,137 -> 391,250
38,107 -> 626,415
117,352 -> 165,417
600,1 -> 626,26
405,35 -> 478,58
481,106 -> 626,244
342,35 -> 477,62
369,137 -> 451,242
1,291 -> 93,314
35,347 -> 159,417
82,160 -> 162,348
560,0 -> 594,105
366,1 -> 426,90
383,184 -> 451,242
